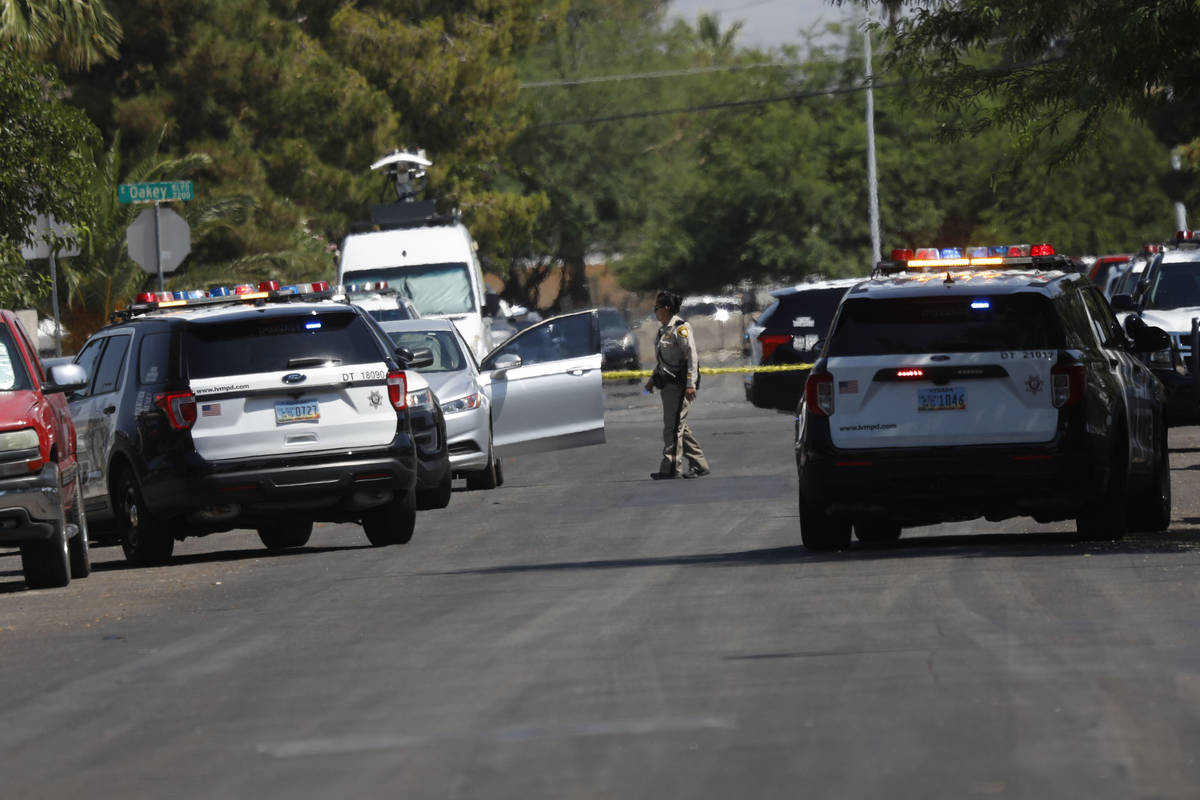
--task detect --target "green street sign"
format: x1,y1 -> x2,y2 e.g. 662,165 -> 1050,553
118,181 -> 194,204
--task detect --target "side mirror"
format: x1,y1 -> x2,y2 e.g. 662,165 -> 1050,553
45,363 -> 88,394
1110,294 -> 1136,312
1131,324 -> 1170,353
486,352 -> 522,378
396,346 -> 434,369
483,291 -> 500,317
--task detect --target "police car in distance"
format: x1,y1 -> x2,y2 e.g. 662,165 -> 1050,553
795,244 -> 1172,551
1111,231 -> 1200,426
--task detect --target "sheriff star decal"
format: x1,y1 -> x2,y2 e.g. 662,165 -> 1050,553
369,390 -> 383,408
1025,375 -> 1044,395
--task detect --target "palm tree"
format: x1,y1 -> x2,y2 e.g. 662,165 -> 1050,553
0,0 -> 122,71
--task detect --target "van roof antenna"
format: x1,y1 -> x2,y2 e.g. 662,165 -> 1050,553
371,148 -> 432,203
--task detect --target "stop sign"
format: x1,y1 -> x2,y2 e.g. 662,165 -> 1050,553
126,207 -> 190,274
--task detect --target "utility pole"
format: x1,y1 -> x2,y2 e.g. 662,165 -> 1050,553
864,21 -> 882,265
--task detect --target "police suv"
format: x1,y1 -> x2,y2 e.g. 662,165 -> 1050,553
1111,231 -> 1200,426
795,244 -> 1172,551
67,281 -> 435,565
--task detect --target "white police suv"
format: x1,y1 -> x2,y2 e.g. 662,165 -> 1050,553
1111,231 -> 1200,426
795,244 -> 1173,550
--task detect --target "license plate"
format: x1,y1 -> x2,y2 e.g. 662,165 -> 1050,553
918,387 -> 966,411
275,400 -> 320,424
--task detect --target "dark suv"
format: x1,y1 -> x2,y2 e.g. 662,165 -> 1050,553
795,245 -> 1172,550
745,279 -> 861,412
68,284 -> 442,565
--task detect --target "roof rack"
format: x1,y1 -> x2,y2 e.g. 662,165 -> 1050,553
111,281 -> 333,321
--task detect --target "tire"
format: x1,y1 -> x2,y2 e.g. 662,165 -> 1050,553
1128,426 -> 1171,533
257,519 -> 314,550
362,485 -> 417,546
67,474 -> 91,579
116,469 -> 175,566
466,427 -> 500,491
417,470 -> 452,510
799,492 -> 851,551
21,523 -> 71,590
1076,434 -> 1129,541
855,520 -> 902,545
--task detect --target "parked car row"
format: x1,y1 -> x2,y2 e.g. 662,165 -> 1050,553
2,284 -> 607,589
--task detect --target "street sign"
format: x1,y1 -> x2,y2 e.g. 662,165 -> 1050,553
126,207 -> 190,277
118,181 -> 194,204
20,214 -> 80,260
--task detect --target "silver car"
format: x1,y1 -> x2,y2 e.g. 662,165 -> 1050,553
379,311 -> 606,490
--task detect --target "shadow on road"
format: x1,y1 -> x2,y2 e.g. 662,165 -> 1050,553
428,530 -> 1200,576
89,543 -> 373,572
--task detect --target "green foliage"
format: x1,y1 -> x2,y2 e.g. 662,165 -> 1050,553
0,0 -> 122,71
0,51 -> 99,254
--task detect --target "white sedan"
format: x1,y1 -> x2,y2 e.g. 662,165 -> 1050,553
379,311 -> 605,489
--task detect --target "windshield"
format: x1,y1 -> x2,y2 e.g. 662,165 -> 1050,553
345,263 -> 475,315
0,326 -> 32,391
386,330 -> 468,373
1146,261 -> 1200,310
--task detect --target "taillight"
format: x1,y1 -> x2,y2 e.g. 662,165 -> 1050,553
805,371 -> 834,416
154,391 -> 197,430
758,333 -> 792,361
386,371 -> 408,410
1050,364 -> 1085,408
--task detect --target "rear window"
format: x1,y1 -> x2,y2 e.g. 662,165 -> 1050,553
759,287 -> 850,334
184,312 -> 383,379
827,294 -> 1065,356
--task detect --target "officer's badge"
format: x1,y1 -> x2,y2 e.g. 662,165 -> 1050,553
678,326 -> 689,338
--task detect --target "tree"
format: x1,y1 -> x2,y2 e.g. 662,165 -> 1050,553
0,51 -> 100,305
0,0 -> 122,70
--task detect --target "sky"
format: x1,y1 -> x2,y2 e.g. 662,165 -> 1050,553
668,0 -> 858,50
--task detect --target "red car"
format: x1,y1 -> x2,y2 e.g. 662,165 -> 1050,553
0,310 -> 91,589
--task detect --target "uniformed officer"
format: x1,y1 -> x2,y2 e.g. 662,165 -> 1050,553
645,290 -> 711,480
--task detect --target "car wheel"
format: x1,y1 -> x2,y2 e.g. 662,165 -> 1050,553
799,492 -> 851,551
257,519 -> 314,550
855,520 -> 902,545
67,473 -> 91,579
1076,434 -> 1128,541
1128,425 -> 1171,533
116,469 -> 175,566
362,485 -> 417,546
417,470 -> 452,510
466,428 -> 500,491
20,491 -> 71,590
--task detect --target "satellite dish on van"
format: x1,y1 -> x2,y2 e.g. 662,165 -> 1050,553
371,149 -> 432,202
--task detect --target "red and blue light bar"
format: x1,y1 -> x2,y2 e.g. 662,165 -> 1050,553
883,243 -> 1057,271
129,280 -> 331,314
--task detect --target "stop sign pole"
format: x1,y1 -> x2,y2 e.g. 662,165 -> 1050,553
118,181 -> 194,291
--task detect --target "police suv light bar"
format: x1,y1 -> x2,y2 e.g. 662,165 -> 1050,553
117,281 -> 332,319
876,243 -> 1060,274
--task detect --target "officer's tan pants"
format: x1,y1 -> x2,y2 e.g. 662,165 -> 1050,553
659,383 -> 709,475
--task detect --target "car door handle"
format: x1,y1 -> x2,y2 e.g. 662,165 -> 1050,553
565,368 -> 589,376
103,405 -> 117,415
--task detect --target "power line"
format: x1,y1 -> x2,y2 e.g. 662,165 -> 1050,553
520,61 -> 803,89
527,77 -> 905,128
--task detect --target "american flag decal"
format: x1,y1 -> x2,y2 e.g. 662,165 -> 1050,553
201,403 -> 221,416
838,380 -> 858,394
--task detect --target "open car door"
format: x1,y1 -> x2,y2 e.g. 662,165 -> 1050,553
479,309 -> 605,455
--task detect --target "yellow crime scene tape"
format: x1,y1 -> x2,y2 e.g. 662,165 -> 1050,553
602,363 -> 815,381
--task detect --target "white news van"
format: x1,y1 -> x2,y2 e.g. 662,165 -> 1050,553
338,151 -> 498,359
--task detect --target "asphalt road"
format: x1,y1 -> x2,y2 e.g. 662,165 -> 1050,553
5,366 -> 1200,798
